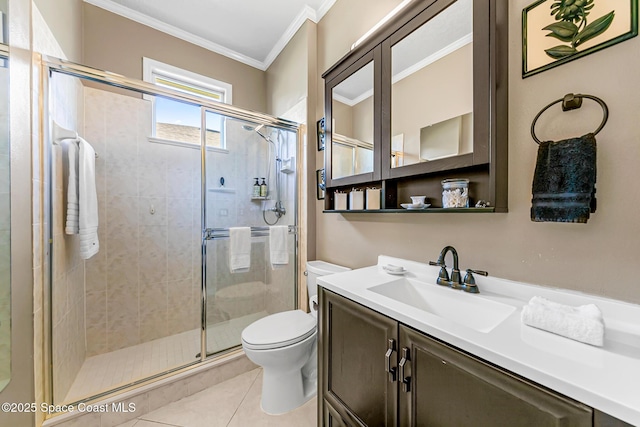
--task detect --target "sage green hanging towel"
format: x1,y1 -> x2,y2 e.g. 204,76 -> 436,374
531,133 -> 597,223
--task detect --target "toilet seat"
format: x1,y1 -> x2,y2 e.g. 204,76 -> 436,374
241,310 -> 316,350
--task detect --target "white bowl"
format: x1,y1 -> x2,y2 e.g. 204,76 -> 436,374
400,203 -> 430,210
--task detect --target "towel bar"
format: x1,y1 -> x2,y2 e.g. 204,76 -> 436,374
530,93 -> 609,144
204,225 -> 297,240
51,121 -> 99,158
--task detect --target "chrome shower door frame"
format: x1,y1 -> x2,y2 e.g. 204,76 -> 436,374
41,55 -> 301,409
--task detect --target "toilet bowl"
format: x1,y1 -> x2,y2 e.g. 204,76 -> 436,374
241,260 -> 350,415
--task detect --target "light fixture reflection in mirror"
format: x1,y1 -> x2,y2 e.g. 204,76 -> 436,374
391,0 -> 474,168
331,61 -> 375,179
0,49 -> 10,392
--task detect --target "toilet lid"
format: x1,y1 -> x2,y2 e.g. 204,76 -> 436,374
242,310 -> 316,350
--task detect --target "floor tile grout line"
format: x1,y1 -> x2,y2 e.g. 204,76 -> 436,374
226,368 -> 262,426
132,419 -> 184,427
135,414 -> 186,427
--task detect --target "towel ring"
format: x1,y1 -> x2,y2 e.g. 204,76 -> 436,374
531,93 -> 609,144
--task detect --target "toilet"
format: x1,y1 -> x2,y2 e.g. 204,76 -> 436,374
241,260 -> 350,415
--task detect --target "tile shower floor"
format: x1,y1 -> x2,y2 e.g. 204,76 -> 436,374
115,369 -> 316,427
65,312 -> 268,402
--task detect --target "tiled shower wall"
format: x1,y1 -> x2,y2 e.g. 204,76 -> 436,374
204,122 -> 297,326
83,87 -> 201,356
50,73 -> 86,403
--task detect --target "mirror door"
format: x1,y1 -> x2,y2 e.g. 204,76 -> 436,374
325,48 -> 381,188
381,0 -> 491,180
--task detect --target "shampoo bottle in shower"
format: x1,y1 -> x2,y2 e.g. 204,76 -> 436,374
260,178 -> 268,197
253,178 -> 260,197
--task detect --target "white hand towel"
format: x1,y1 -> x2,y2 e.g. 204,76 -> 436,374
65,141 -> 80,235
269,225 -> 288,269
229,227 -> 251,273
521,296 -> 604,346
78,138 -> 100,260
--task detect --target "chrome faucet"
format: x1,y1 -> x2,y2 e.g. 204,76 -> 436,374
429,246 -> 487,293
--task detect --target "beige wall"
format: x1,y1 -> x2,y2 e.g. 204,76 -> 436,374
315,0 -> 640,305
33,0 -> 83,62
266,21 -> 310,117
82,4 -> 267,113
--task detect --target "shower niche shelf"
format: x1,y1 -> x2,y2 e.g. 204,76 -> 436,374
208,188 -> 236,194
251,196 -> 270,201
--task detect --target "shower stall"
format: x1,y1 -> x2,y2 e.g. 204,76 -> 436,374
43,58 -> 299,406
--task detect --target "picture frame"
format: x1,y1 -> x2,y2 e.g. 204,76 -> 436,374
317,118 -> 325,151
523,0 -> 638,78
316,169 -> 325,200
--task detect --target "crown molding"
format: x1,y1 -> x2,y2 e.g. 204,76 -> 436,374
84,0 -> 266,70
85,0 -> 336,72
316,0 -> 338,21
263,5 -> 316,69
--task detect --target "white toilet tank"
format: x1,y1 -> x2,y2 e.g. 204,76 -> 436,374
306,260 -> 351,300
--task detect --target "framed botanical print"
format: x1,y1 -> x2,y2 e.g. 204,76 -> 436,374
523,0 -> 638,78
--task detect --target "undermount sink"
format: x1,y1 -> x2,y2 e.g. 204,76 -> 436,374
369,277 -> 516,333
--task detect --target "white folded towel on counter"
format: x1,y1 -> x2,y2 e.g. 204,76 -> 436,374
521,296 -> 604,346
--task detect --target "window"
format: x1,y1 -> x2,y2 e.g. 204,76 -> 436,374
143,58 -> 232,149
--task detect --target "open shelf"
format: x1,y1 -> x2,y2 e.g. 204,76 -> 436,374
323,207 -> 495,214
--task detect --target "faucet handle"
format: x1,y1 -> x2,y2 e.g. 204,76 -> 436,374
462,269 -> 488,293
430,261 -> 450,286
466,269 -> 488,278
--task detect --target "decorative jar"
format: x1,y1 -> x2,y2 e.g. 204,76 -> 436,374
442,179 -> 469,208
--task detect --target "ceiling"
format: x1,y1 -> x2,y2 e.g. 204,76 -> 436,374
84,0 -> 337,70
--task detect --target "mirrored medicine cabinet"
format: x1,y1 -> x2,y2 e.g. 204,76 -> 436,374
322,0 -> 508,212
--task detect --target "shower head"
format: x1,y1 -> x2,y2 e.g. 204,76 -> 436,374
242,124 -> 264,133
245,124 -> 274,146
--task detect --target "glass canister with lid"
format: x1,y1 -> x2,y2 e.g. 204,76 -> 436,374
442,178 -> 469,208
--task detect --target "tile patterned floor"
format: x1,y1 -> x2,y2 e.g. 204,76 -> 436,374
115,368 -> 317,427
65,312 -> 268,403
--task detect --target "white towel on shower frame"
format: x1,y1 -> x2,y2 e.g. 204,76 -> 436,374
78,137 -> 100,259
65,140 -> 80,235
269,225 -> 288,269
65,138 -> 100,259
229,227 -> 251,273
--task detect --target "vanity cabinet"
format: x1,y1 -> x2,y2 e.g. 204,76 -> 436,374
322,0 -> 508,212
398,326 -> 591,426
319,287 -> 398,426
319,289 -> 630,427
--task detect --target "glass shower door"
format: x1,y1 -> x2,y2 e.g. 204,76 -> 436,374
202,111 -> 298,357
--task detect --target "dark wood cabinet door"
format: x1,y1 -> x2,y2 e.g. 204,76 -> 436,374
320,289 -> 398,427
398,325 -> 592,427
324,398 -> 352,427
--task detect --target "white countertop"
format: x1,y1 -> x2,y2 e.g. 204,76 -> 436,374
317,255 -> 640,426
